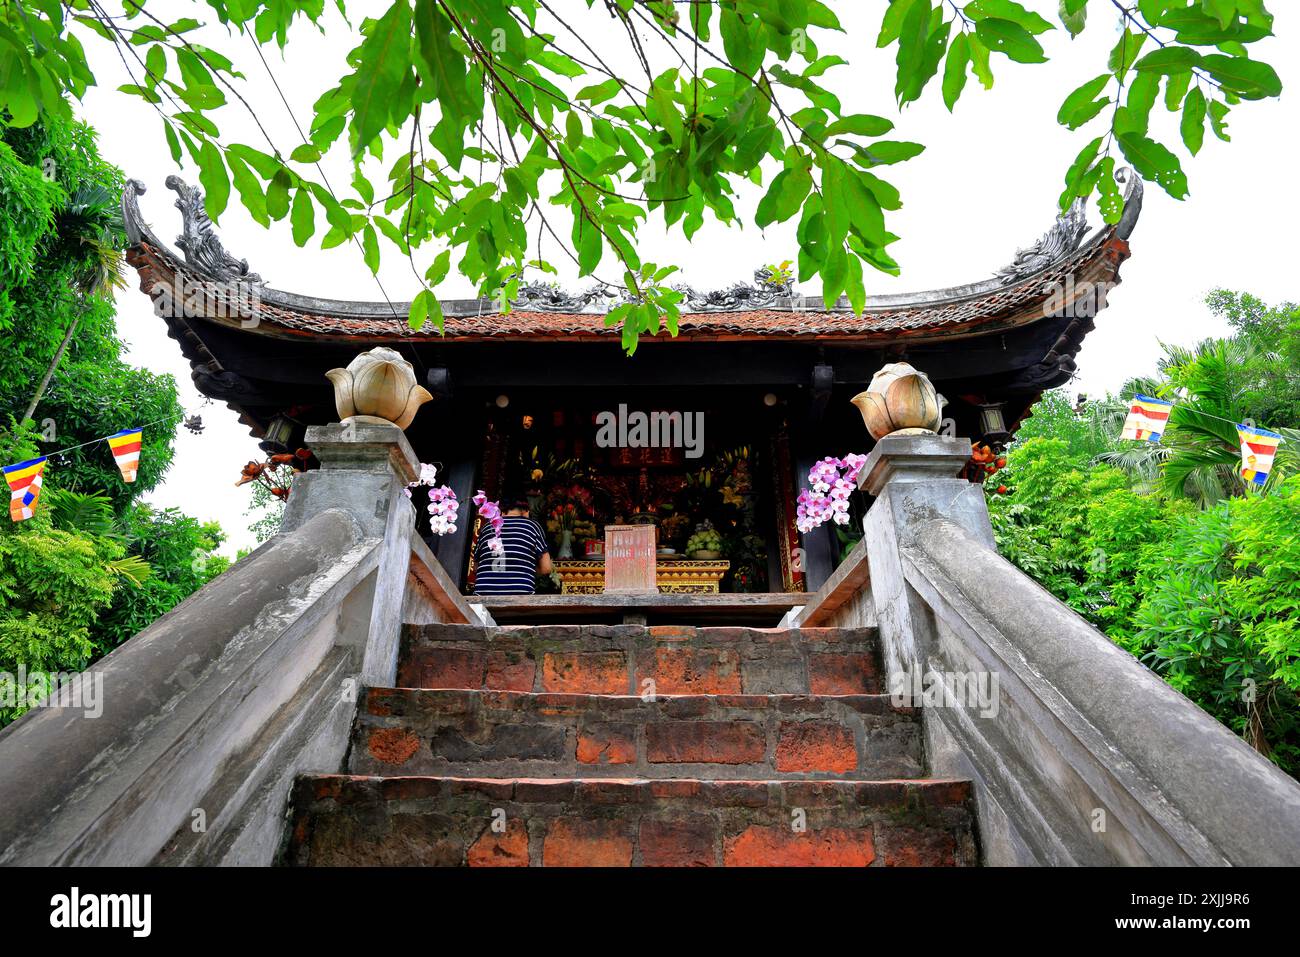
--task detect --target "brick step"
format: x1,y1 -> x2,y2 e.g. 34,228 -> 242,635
284,775 -> 977,866
398,624 -> 882,696
351,688 -> 925,780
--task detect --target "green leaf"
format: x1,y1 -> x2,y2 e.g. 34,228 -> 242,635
1108,29 -> 1146,74
853,140 -> 926,166
1181,86 -> 1207,155
975,18 -> 1047,63
844,251 -> 866,315
1059,0 -> 1087,37
966,0 -> 1055,35
823,114 -> 894,137
1164,70 -> 1193,110
425,249 -> 452,286
1201,0 -> 1237,30
1094,156 -> 1124,224
362,223 -> 380,273
195,138 -> 229,221
227,152 -> 268,227
1059,135 -> 1103,210
409,288 -> 430,330
821,244 -> 848,308
755,161 -> 813,228
942,31 -> 971,111
290,143 -> 322,163
968,34 -> 995,88
265,169 -> 292,221
1134,47 -> 1203,74
575,77 -> 622,103
291,187 -> 314,247
720,9 -> 763,76
1118,132 -> 1190,199
1208,99 -> 1231,141
1199,53 -> 1282,99
1116,72 -> 1160,136
574,214 -> 602,275
351,2 -> 411,155
162,121 -> 182,163
1057,73 -> 1111,129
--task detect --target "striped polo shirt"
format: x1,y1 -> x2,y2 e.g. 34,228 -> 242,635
472,516 -> 550,595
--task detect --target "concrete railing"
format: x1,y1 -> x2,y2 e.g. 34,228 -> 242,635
802,432 -> 1300,866
908,517 -> 1300,866
0,421 -> 474,865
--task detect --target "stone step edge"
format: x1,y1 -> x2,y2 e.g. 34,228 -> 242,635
402,624 -> 879,640
364,687 -> 914,711
296,773 -> 971,806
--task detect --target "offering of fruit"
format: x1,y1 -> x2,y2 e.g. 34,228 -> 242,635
686,522 -> 723,558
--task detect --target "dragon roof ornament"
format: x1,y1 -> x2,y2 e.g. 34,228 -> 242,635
509,279 -> 613,312
122,177 -> 264,285
673,264 -> 796,312
996,198 -> 1089,285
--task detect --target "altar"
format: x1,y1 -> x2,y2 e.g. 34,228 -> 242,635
553,559 -> 731,595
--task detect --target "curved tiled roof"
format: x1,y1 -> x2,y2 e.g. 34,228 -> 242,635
123,172 -> 1141,345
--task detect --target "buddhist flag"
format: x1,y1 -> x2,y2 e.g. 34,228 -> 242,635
1237,424 -> 1283,486
4,457 -> 47,522
107,428 -> 143,483
1121,395 -> 1174,443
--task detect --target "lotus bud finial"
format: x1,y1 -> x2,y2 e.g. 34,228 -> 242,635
850,361 -> 944,440
325,347 -> 432,431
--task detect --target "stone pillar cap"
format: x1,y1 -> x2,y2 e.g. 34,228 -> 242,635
304,421 -> 420,485
858,433 -> 971,496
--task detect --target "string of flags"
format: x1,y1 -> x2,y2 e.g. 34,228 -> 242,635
3,410 -> 203,523
1121,394 -> 1285,486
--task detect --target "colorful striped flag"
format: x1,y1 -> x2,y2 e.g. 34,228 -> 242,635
1237,424 -> 1283,486
107,428 -> 143,483
1121,395 -> 1174,443
4,457 -> 47,522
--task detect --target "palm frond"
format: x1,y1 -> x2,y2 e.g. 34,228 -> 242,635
45,488 -> 120,538
106,555 -> 152,587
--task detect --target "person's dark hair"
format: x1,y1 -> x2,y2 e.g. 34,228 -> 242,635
502,489 -> 531,512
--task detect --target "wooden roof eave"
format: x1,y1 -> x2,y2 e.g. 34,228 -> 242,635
121,170 -> 1142,348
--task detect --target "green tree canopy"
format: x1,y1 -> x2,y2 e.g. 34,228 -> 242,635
0,1 -> 1283,351
0,112 -> 228,725
0,114 -> 183,509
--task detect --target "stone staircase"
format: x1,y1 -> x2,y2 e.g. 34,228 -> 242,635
283,622 -> 978,866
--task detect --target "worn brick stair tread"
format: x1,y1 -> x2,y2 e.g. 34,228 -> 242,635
285,774 -> 977,867
282,620 -> 979,866
398,623 -> 882,696
353,687 -> 924,780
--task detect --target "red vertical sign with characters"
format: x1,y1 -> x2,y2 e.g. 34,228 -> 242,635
604,525 -> 657,593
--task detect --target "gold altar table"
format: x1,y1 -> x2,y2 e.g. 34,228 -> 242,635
553,559 -> 731,594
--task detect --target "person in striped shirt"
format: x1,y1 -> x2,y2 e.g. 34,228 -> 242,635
472,496 -> 553,595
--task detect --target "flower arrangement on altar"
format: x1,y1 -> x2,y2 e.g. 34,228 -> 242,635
795,454 -> 867,533
547,482 -> 595,515
404,464 -> 460,535
547,502 -> 582,534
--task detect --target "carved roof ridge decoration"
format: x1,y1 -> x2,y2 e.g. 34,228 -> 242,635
996,198 -> 1089,284
509,279 -> 614,313
123,168 -> 1143,326
123,178 -> 265,286
674,264 -> 796,312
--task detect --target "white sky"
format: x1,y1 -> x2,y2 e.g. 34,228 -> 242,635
75,2 -> 1299,555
